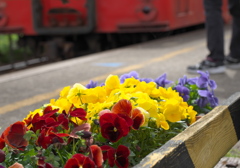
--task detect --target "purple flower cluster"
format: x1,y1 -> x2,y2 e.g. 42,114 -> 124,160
175,71 -> 218,109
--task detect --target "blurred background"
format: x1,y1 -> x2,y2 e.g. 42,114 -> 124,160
0,0 -> 231,73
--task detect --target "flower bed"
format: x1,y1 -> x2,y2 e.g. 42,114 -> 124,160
0,71 -> 219,168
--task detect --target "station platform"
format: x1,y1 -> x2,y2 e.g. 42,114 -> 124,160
0,25 -> 239,167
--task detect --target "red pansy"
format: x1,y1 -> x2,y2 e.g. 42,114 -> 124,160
111,99 -> 133,126
0,149 -> 5,163
89,145 -> 103,168
37,156 -> 54,168
37,128 -> 69,149
0,137 -> 5,149
99,113 -> 129,142
70,108 -> 87,120
2,121 -> 28,150
101,145 -> 130,168
131,108 -> 144,130
64,154 -> 95,168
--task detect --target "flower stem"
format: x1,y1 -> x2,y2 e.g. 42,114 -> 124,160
72,138 -> 75,154
56,148 -> 64,165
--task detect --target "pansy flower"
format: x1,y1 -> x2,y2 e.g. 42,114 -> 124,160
37,128 -> 69,149
99,113 -> 129,142
37,156 -> 54,168
0,149 -> 5,163
70,108 -> 87,120
174,85 -> 190,102
154,73 -> 172,87
111,99 -> 145,130
0,137 -> 5,149
86,80 -> 98,89
89,145 -> 103,168
140,78 -> 154,83
67,83 -> 87,107
111,99 -> 133,126
196,71 -> 217,90
105,75 -> 120,95
1,121 -> 28,151
120,71 -> 139,83
198,90 -> 218,108
64,154 -> 95,168
101,145 -> 130,168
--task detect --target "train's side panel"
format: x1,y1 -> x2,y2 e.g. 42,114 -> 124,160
0,0 -> 35,34
95,0 -> 170,33
0,0 -> 231,35
95,0 -> 230,33
166,0 -> 205,29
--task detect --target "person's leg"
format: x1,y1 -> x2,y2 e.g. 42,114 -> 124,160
187,0 -> 225,74
225,0 -> 240,69
228,0 -> 240,59
204,0 -> 225,62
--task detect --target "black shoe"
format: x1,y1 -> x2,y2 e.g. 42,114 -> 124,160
225,55 -> 240,69
187,59 -> 225,74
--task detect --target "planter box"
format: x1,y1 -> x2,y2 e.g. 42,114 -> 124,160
134,92 -> 240,168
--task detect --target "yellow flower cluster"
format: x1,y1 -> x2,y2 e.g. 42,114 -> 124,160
25,74 -> 197,130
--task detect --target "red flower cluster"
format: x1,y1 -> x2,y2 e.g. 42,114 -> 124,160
99,99 -> 145,142
1,101 -> 132,168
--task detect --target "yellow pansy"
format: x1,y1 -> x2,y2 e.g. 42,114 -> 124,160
105,75 -> 120,95
50,98 -> 72,114
60,86 -> 71,98
162,99 -> 183,123
67,83 -> 87,107
155,113 -> 169,130
159,87 -> 181,100
135,81 -> 156,95
120,78 -> 140,93
82,86 -> 107,104
187,106 -> 197,124
150,87 -> 161,98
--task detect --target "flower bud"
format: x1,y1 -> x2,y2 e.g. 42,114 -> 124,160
0,149 -> 5,163
76,131 -> 92,139
81,131 -> 92,139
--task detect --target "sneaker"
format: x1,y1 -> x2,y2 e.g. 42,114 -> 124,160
187,59 -> 225,74
225,55 -> 240,69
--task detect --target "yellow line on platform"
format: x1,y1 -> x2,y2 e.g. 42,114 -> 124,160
0,46 -> 198,115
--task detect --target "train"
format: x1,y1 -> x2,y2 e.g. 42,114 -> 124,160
0,0 -> 231,61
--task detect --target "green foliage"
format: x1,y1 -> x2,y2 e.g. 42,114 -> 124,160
0,34 -> 33,64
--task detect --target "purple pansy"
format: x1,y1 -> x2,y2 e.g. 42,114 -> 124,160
140,78 -> 154,83
196,71 -> 217,90
86,80 -> 98,89
174,85 -> 190,101
178,75 -> 197,85
196,97 -> 209,108
198,90 -> 219,108
120,71 -> 139,83
154,73 -> 172,87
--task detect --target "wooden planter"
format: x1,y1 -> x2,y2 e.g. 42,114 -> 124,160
134,92 -> 240,168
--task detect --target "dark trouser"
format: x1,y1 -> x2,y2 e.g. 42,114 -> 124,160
204,0 -> 240,62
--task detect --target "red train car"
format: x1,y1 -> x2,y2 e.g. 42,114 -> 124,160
0,0 -> 231,58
